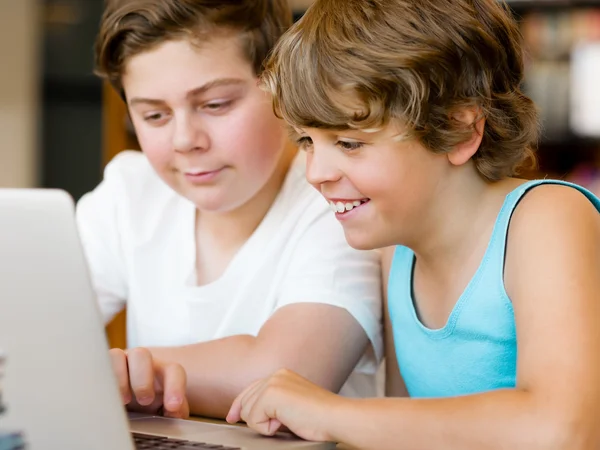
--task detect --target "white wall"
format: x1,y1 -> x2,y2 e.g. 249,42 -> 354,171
0,0 -> 40,187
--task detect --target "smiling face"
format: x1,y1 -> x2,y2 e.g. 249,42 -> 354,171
122,35 -> 289,213
296,125 -> 451,250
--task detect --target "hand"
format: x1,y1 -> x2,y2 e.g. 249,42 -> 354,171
226,369 -> 343,442
109,347 -> 190,419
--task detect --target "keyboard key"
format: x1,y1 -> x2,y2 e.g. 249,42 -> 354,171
131,432 -> 240,450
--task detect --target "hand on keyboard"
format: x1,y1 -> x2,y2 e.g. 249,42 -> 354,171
110,347 -> 190,419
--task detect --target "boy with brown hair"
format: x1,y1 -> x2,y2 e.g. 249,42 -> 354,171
226,0 -> 600,448
81,0 -> 382,420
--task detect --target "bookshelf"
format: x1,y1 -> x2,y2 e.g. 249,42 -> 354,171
507,1 -> 600,183
506,0 -> 600,10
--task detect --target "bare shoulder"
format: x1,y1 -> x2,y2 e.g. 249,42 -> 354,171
511,183 -> 600,230
505,183 -> 600,297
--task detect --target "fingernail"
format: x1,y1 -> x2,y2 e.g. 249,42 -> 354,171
138,396 -> 153,405
167,396 -> 182,407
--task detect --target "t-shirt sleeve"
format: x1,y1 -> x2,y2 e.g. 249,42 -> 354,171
75,153 -> 132,324
276,210 -> 383,369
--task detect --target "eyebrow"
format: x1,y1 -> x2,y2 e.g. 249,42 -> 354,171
128,78 -> 246,106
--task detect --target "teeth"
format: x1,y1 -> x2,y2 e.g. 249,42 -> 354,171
328,200 -> 367,214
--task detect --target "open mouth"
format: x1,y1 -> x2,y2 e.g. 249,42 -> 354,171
328,199 -> 370,214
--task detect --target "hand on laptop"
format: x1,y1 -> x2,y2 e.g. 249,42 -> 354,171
109,347 -> 190,419
226,369 -> 342,442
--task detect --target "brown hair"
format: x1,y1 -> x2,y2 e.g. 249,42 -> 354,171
95,0 -> 292,96
262,0 -> 540,181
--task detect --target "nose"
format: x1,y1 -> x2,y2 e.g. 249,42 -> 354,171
172,112 -> 209,153
306,145 -> 342,187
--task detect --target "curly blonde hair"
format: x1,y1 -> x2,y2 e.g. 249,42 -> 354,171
262,0 -> 540,181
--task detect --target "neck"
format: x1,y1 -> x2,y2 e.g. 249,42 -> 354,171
196,142 -> 298,250
409,166 -> 519,283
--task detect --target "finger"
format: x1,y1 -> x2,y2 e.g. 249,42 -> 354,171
156,363 -> 188,419
179,397 -> 190,420
126,347 -> 156,406
109,349 -> 131,404
249,403 -> 283,437
226,378 -> 263,424
268,418 -> 283,436
245,384 -> 283,437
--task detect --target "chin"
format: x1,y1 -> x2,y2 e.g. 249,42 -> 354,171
343,230 -> 382,251
192,198 -> 238,213
190,192 -> 252,214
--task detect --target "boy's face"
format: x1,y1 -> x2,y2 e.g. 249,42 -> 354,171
298,125 -> 450,250
122,35 -> 288,213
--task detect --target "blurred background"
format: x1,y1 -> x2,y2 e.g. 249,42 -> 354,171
1,0 -> 600,200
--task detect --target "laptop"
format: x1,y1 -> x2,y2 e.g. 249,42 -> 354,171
0,189 -> 333,450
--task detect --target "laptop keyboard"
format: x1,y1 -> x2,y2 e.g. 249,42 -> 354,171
132,432 -> 241,450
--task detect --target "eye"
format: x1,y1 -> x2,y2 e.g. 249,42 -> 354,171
337,140 -> 364,151
143,112 -> 168,124
295,136 -> 314,151
202,100 -> 233,112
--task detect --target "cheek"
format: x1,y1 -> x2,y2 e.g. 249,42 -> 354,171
351,159 -> 399,197
134,123 -> 172,168
213,102 -> 285,169
371,153 -> 443,221
351,158 -> 418,219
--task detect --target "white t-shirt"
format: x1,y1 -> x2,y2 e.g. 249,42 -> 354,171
76,151 -> 383,397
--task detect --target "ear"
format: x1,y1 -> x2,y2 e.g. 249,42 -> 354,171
447,108 -> 485,167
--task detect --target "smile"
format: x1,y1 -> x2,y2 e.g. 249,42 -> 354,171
328,199 -> 370,214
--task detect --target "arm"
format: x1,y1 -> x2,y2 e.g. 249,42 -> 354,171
229,186 -> 600,449
118,210 -> 382,419
150,303 -> 368,418
115,304 -> 367,419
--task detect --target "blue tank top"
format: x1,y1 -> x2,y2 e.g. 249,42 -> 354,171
388,179 -> 600,398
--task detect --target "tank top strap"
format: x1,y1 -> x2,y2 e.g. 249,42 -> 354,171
485,179 -> 600,283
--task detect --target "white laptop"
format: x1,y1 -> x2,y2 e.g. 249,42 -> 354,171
0,189 -> 333,450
